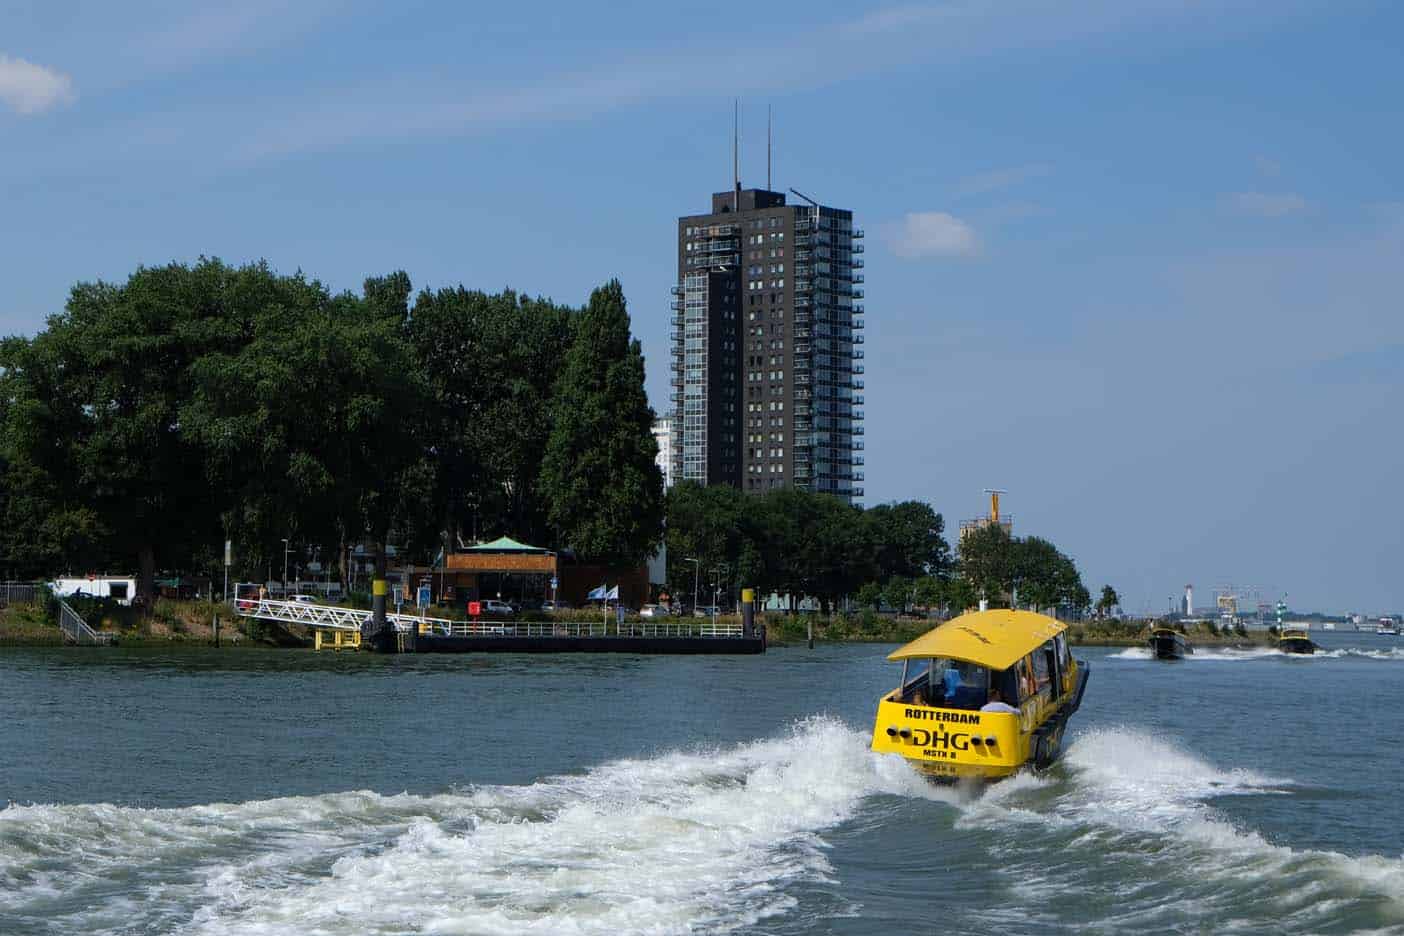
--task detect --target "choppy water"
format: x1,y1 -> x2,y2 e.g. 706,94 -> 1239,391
2,632 -> 1402,935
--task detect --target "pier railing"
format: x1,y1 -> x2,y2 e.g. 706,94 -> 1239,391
235,598 -> 748,639
57,599 -> 116,645
416,619 -> 746,639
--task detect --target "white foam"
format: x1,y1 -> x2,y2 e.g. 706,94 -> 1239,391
0,717 -> 939,936
1046,729 -> 1402,916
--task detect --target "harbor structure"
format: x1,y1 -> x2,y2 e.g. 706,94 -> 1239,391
960,489 -> 1014,540
669,175 -> 865,502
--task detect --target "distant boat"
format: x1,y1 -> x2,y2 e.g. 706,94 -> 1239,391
1321,621 -> 1336,631
1378,618 -> 1399,637
1148,626 -> 1193,661
1278,627 -> 1318,655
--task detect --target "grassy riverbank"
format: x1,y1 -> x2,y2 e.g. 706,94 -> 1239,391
2,598 -> 1276,650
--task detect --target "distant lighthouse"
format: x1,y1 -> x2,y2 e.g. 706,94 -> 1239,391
1184,584 -> 1194,618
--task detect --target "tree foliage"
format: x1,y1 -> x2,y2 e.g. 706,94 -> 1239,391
0,260 -> 662,596
539,280 -> 664,566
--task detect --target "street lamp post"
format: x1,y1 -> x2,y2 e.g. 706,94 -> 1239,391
685,557 -> 700,618
282,538 -> 291,598
711,564 -> 726,628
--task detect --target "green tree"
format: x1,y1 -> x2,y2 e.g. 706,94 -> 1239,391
881,576 -> 913,615
539,280 -> 663,565
1096,584 -> 1120,618
855,581 -> 883,610
867,501 -> 951,580
957,523 -> 1016,606
1,261 -> 256,602
407,287 -> 574,548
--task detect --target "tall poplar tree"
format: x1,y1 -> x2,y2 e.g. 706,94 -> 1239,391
539,280 -> 663,565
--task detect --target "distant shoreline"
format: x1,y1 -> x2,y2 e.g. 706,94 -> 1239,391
0,601 -> 1282,651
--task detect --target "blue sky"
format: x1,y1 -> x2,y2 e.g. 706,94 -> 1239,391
4,0 -> 1401,614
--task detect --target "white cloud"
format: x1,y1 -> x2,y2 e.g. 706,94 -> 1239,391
889,211 -> 980,258
0,54 -> 75,115
954,164 -> 1049,198
1226,191 -> 1308,218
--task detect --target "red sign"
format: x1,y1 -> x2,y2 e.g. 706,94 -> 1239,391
468,601 -> 481,617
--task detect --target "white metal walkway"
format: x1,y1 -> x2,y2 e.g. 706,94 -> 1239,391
234,599 -> 744,638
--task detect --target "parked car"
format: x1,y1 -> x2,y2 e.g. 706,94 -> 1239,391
693,605 -> 719,618
540,600 -> 572,612
639,604 -> 663,618
482,599 -> 516,618
289,594 -> 320,604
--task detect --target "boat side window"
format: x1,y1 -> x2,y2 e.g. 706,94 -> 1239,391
1054,633 -> 1071,671
901,659 -> 932,704
1017,656 -> 1037,700
993,667 -> 1021,705
1032,647 -> 1052,696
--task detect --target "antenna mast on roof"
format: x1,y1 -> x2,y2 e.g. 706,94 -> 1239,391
767,104 -> 772,191
733,99 -> 740,211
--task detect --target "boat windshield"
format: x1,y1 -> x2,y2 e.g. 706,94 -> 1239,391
900,658 -> 1006,709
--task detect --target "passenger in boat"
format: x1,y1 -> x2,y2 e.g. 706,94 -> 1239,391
980,688 -> 1020,714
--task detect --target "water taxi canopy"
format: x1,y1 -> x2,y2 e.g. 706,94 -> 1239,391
888,609 -> 1067,671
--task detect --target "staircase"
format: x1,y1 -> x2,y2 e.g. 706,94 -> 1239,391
57,600 -> 116,646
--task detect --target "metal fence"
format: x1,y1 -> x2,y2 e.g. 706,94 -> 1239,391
57,599 -> 116,646
0,581 -> 43,608
415,619 -> 746,639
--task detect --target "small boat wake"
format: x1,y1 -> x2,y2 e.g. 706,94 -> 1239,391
1111,645 -> 1404,662
2,718 -> 1401,934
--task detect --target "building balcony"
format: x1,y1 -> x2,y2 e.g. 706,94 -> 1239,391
853,303 -> 864,314
853,455 -> 865,466
854,395 -> 864,405
852,288 -> 864,299
854,487 -> 864,498
853,319 -> 864,329
852,258 -> 864,268
853,243 -> 864,253
853,379 -> 864,389
670,284 -> 684,295
852,349 -> 864,359
853,274 -> 864,284
853,228 -> 864,238
854,440 -> 864,450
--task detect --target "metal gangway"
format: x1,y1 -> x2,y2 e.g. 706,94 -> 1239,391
234,599 -> 746,648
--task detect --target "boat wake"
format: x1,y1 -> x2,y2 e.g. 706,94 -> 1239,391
953,727 -> 1404,932
3,718 -> 1402,934
0,717 -> 934,936
1112,646 -> 1404,662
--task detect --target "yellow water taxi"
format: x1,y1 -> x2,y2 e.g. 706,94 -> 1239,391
871,609 -> 1089,781
1277,627 -> 1318,655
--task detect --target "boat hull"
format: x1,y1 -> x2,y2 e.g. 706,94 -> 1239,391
1278,637 -> 1316,655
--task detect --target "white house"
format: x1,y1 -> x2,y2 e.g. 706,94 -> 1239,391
50,576 -> 138,606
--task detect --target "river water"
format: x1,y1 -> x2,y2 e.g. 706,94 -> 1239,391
2,632 -> 1402,935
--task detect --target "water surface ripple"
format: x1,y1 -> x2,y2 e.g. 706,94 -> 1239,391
2,632 -> 1401,934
